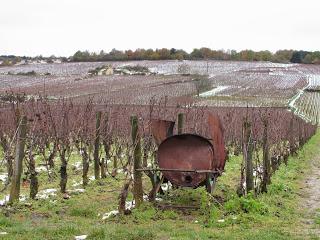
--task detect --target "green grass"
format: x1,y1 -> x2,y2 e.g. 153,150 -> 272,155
0,131 -> 320,239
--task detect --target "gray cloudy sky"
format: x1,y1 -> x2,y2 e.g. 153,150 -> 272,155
0,0 -> 319,56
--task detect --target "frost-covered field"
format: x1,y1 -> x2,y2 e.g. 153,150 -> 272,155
1,60 -> 319,107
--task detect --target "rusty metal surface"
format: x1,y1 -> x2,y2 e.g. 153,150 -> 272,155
157,134 -> 214,187
136,168 -> 221,174
151,119 -> 175,146
208,113 -> 227,170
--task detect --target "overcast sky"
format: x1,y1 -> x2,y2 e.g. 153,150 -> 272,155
1,0 -> 319,57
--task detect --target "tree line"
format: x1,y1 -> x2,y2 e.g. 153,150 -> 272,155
71,48 -> 320,64
2,48 -> 320,66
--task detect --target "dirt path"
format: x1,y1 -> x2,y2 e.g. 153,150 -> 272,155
301,152 -> 320,237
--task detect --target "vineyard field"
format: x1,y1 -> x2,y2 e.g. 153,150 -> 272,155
0,60 -> 319,239
1,60 -> 319,108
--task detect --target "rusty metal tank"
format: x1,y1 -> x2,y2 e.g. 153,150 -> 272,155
151,113 -> 226,191
157,134 -> 215,187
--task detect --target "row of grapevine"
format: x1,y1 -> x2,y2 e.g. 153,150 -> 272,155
0,95 -> 317,204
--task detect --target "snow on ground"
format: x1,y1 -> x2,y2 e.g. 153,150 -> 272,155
72,161 -> 82,170
35,166 -> 47,172
72,180 -> 82,187
36,189 -> 57,199
69,189 -> 85,194
288,75 -> 314,122
161,182 -> 172,191
308,75 -> 320,88
0,195 -> 10,206
0,194 -> 27,206
199,86 -> 229,97
101,195 -> 150,220
102,210 -> 119,220
74,235 -> 87,240
0,173 -> 8,182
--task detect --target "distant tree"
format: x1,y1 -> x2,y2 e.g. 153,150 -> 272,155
142,48 -> 155,60
157,48 -> 171,60
200,47 -> 212,59
69,48 -> 320,64
72,50 -> 91,62
272,50 -> 294,63
239,50 -> 255,61
190,48 -> 204,59
172,49 -> 188,60
109,49 -> 127,61
230,50 -> 240,61
170,48 -> 177,56
133,49 -> 146,60
290,51 -> 310,63
302,51 -> 320,64
125,50 -> 134,60
255,51 -> 273,61
150,52 -> 160,60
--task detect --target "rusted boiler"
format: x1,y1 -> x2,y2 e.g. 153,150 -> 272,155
151,113 -> 227,193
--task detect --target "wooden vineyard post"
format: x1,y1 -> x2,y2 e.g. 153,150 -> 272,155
131,116 -> 143,207
177,113 -> 184,134
29,148 -> 39,199
94,111 -> 101,180
9,116 -> 27,204
101,114 -> 109,179
243,119 -> 254,193
261,119 -> 270,193
82,150 -> 90,187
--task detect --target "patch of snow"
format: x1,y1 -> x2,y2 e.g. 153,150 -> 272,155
161,182 -> 172,191
199,86 -> 230,97
72,161 -> 82,170
0,194 -> 26,205
35,166 -> 47,172
102,210 -> 119,220
217,219 -> 225,223
36,188 -> 57,199
289,89 -> 305,109
75,235 -> 87,240
288,76 -> 312,122
0,173 -> 8,182
72,180 -> 82,187
0,232 -> 8,235
125,200 -> 135,210
102,199 -> 137,220
70,189 -> 85,193
253,166 -> 263,177
20,195 -> 27,202
143,195 -> 149,201
0,195 -> 10,206
308,75 -> 320,88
